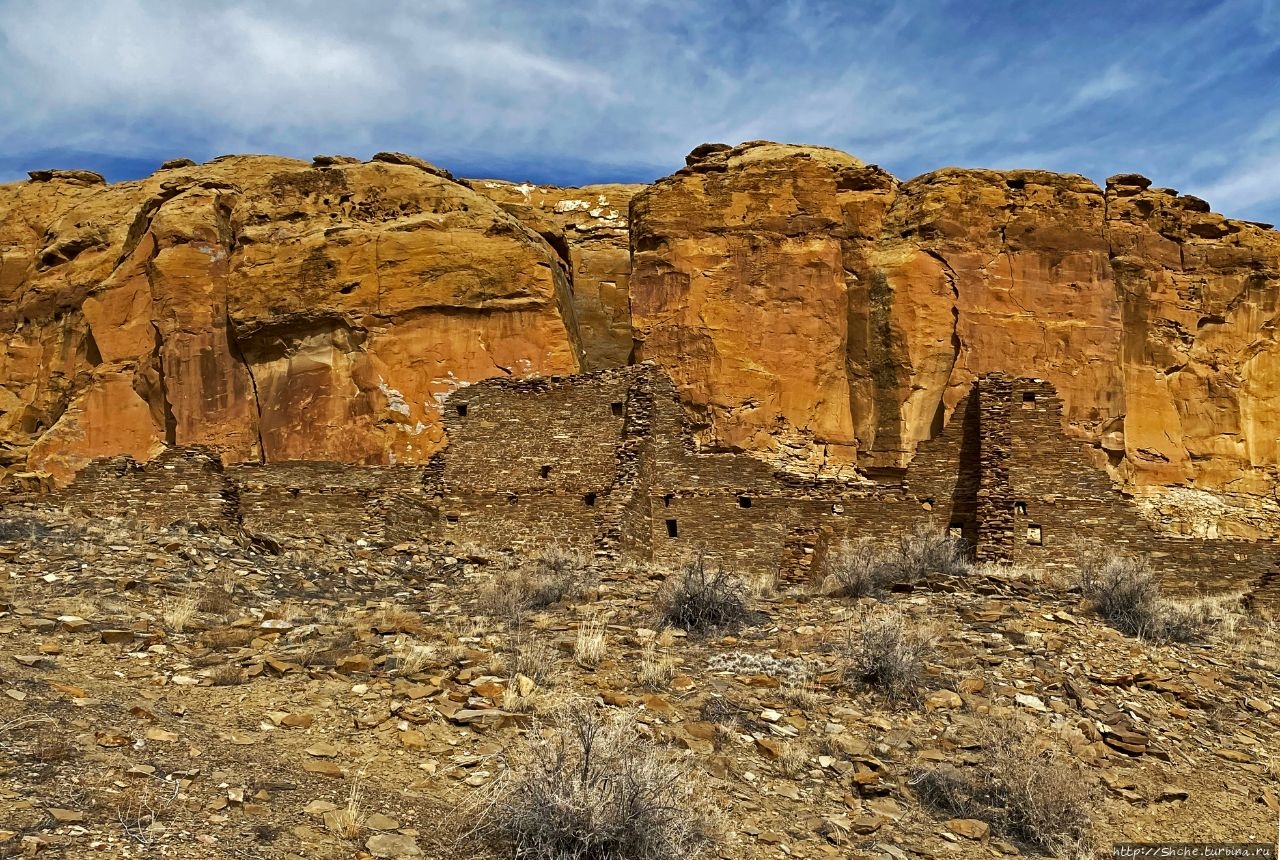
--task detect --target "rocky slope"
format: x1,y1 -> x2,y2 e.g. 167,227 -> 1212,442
2,143 -> 1278,534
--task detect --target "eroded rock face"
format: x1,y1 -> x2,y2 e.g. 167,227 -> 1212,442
468,179 -> 642,370
630,141 -> 1280,532
0,156 -> 581,482
3,141 -> 1278,538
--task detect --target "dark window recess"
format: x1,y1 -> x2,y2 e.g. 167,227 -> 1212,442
540,465 -> 552,479
455,403 -> 469,417
662,493 -> 674,508
948,522 -> 964,540
1014,501 -> 1028,516
1027,524 -> 1043,545
665,519 -> 679,538
737,495 -> 752,508
583,492 -> 597,507
1021,391 -> 1035,409
611,401 -> 624,417
507,494 -> 518,505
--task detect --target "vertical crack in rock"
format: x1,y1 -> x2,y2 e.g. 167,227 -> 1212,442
225,309 -> 267,465
150,323 -> 178,446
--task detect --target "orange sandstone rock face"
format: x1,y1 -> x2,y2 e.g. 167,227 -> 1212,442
469,179 -> 642,370
629,142 -> 1279,532
0,154 -> 581,482
2,141 -> 1277,537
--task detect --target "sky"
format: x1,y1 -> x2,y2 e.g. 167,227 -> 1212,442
2,0 -> 1279,223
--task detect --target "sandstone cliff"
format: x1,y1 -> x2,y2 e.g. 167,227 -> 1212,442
0,154 -> 582,482
629,142 -> 1280,536
2,142 -> 1277,536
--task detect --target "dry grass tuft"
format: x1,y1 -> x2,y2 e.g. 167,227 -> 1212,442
472,708 -> 713,860
574,617 -> 607,668
207,663 -> 245,686
637,641 -> 679,689
162,595 -> 200,633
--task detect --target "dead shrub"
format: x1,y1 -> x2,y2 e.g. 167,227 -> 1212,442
821,539 -> 890,597
1077,551 -> 1223,642
659,553 -> 748,633
476,708 -> 713,860
207,663 -> 245,686
822,526 -> 969,597
846,610 -> 935,704
480,546 -> 597,624
912,720 -> 1093,857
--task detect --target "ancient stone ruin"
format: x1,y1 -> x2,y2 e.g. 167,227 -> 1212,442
44,365 -> 1278,603
3,140 -> 1278,601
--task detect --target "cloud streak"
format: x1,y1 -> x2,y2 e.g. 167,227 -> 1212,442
1,0 -> 1278,223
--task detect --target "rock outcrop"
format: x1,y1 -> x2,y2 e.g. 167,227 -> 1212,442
629,142 -> 1280,535
2,141 -> 1278,537
1,155 -> 580,482
469,179 -> 641,370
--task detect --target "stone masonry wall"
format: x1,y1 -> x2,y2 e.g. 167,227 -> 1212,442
44,366 -> 1277,602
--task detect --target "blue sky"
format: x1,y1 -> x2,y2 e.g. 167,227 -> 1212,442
2,0 -> 1279,223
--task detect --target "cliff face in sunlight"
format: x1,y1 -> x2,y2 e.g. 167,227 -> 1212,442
3,143 -> 1277,535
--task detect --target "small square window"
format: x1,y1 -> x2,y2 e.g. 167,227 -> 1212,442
583,492 -> 597,507
455,403 -> 469,417
737,495 -> 752,509
540,465 -> 552,479
1014,501 -> 1027,516
1021,392 -> 1035,410
948,523 -> 963,540
1027,524 -> 1043,545
611,401 -> 624,417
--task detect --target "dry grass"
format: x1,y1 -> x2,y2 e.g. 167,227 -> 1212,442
207,663 -> 245,686
658,553 -> 749,633
479,545 -> 597,626
846,609 -> 936,704
912,719 -> 1094,857
574,617 -> 607,668
370,604 -> 425,635
498,635 -> 559,686
472,708 -> 713,860
162,595 -> 200,633
637,641 -> 679,689
387,636 -> 436,676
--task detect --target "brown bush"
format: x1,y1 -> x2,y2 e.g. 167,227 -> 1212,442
846,610 -> 935,703
913,719 -> 1093,856
477,708 -> 713,860
659,553 -> 749,633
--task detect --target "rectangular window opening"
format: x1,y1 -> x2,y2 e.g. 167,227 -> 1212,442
948,522 -> 963,540
1014,501 -> 1027,516
540,465 -> 552,479
1021,391 -> 1036,410
1027,524 -> 1043,545
665,518 -> 679,538
583,492 -> 597,507
611,401 -> 624,417
737,495 -> 752,509
455,403 -> 469,417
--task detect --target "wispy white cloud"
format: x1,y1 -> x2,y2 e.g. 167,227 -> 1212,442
0,0 -> 1277,222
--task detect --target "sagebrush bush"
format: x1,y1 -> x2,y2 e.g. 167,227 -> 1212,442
481,708 -> 712,860
822,526 -> 969,597
913,720 -> 1093,857
1076,551 -> 1216,642
659,553 -> 749,633
480,545 -> 597,624
821,539 -> 888,597
847,610 -> 935,703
